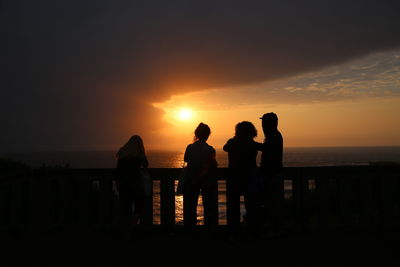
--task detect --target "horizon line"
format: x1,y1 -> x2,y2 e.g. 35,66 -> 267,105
1,145 -> 400,154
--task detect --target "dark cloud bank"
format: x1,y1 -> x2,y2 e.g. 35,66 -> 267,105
1,0 -> 400,151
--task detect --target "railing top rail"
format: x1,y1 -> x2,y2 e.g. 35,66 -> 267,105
1,165 -> 399,185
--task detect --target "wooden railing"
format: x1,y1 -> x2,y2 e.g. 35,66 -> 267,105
0,166 -> 399,231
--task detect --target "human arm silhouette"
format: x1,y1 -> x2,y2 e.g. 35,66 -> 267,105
223,138 -> 235,152
255,141 -> 263,151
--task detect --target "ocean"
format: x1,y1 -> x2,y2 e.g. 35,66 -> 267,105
2,147 -> 399,225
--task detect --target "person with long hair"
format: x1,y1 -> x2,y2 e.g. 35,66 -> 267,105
115,135 -> 149,237
223,121 -> 262,238
183,123 -> 218,229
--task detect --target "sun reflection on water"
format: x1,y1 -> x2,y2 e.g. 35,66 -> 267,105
151,176 -> 294,225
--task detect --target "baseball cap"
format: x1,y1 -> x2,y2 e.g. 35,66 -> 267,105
260,112 -> 278,120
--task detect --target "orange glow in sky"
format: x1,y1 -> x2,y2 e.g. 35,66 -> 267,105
147,51 -> 400,152
176,108 -> 194,121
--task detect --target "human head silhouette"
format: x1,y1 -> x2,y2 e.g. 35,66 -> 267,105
117,135 -> 145,159
235,121 -> 257,140
194,122 -> 211,142
260,112 -> 278,135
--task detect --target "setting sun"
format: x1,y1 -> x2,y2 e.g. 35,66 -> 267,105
177,108 -> 194,121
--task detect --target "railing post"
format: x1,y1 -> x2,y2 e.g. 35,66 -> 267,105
316,176 -> 330,230
99,177 -> 113,227
11,181 -> 23,227
110,180 -> 121,227
359,172 -> 376,230
78,179 -> 92,227
204,177 -> 219,227
29,176 -> 41,228
337,174 -> 353,229
160,175 -> 175,227
380,170 -> 397,230
141,177 -> 153,226
58,176 -> 73,227
21,180 -> 30,226
40,176 -> 52,227
69,179 -> 80,225
48,179 -> 59,225
0,184 -> 7,227
292,169 -> 308,232
0,184 -> 12,227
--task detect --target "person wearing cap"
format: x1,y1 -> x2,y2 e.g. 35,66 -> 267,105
259,112 -> 284,235
260,113 -> 283,172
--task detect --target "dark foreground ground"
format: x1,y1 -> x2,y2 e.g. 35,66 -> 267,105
1,226 -> 400,266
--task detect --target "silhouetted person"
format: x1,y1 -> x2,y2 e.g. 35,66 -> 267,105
115,135 -> 149,238
259,112 -> 284,234
223,121 -> 262,237
183,123 -> 218,229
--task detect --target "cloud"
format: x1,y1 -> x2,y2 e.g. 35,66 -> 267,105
161,50 -> 400,108
1,0 -> 400,151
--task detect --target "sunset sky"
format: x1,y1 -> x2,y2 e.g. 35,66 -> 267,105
1,1 -> 400,152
